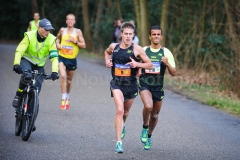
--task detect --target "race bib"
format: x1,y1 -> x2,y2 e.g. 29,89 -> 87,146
62,45 -> 74,55
145,62 -> 160,74
115,64 -> 131,77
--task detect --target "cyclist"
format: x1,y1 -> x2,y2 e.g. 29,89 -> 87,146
56,13 -> 86,110
27,12 -> 40,31
12,18 -> 59,131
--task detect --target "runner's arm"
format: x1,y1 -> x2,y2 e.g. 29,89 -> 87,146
56,28 -> 63,50
27,21 -> 31,31
104,43 -> 116,68
76,29 -> 86,49
162,48 -> 176,76
49,41 -> 59,73
134,46 -> 153,69
13,36 -> 29,65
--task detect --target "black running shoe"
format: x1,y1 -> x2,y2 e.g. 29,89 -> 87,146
12,95 -> 21,108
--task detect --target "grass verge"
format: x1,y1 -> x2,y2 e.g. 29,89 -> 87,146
164,75 -> 240,117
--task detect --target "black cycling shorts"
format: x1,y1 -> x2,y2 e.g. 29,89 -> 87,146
58,55 -> 77,71
110,79 -> 138,101
139,81 -> 164,102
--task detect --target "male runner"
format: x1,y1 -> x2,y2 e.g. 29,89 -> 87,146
139,25 -> 176,150
56,13 -> 86,110
105,22 -> 152,153
27,12 -> 40,31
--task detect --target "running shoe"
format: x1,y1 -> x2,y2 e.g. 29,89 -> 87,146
60,99 -> 66,110
144,137 -> 152,150
140,128 -> 148,143
65,99 -> 70,110
115,141 -> 123,153
121,126 -> 126,139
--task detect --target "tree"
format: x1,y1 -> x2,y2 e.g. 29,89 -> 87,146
134,0 -> 141,44
139,0 -> 149,46
93,0 -> 103,51
160,0 -> 170,46
31,0 -> 39,14
82,0 -> 93,50
116,0 -> 122,20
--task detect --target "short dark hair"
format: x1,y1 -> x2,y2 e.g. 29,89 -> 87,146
149,25 -> 163,35
121,22 -> 135,32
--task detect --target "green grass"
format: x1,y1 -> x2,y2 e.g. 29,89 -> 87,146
165,76 -> 240,116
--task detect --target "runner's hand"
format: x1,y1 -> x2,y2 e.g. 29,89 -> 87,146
51,72 -> 59,81
136,67 -> 142,78
13,65 -> 23,74
106,59 -> 113,68
161,56 -> 169,66
126,57 -> 138,68
69,36 -> 76,43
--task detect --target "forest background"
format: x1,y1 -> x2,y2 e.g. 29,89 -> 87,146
0,0 -> 239,115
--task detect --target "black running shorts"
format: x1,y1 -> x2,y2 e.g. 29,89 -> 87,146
58,55 -> 77,71
139,80 -> 164,102
110,79 -> 138,101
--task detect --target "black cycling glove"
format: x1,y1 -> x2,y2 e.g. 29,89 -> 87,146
51,72 -> 59,81
13,65 -> 23,74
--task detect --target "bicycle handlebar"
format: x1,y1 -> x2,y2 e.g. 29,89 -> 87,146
22,70 -> 54,80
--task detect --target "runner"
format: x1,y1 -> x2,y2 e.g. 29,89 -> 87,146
12,18 -> 59,131
56,13 -> 86,110
105,22 -> 152,153
27,12 -> 40,31
139,25 -> 176,150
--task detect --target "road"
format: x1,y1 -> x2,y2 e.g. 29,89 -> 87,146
0,44 -> 240,160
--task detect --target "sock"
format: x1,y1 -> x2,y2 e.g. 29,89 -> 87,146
66,93 -> 70,100
148,134 -> 151,138
143,125 -> 148,129
62,93 -> 67,100
17,88 -> 24,95
117,141 -> 122,144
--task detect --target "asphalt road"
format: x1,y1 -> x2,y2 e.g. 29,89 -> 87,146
0,44 -> 240,160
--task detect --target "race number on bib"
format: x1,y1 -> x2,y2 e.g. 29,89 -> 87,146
115,64 -> 131,76
62,45 -> 74,55
145,62 -> 161,74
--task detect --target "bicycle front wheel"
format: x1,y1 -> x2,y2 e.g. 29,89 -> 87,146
15,108 -> 23,136
22,89 -> 39,141
15,94 -> 26,136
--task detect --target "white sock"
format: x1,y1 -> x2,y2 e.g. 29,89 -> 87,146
66,93 -> 70,100
62,93 -> 67,100
117,141 -> 122,144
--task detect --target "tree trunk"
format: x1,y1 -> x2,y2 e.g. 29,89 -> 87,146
41,0 -> 45,18
93,0 -> 103,50
223,0 -> 240,97
107,0 -> 112,8
116,0 -> 122,19
82,0 -> 93,50
160,0 -> 170,46
134,0 -> 141,45
139,0 -> 149,46
31,0 -> 39,14
197,0 -> 207,50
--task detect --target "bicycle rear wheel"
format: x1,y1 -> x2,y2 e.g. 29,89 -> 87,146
22,90 -> 39,141
15,94 -> 26,136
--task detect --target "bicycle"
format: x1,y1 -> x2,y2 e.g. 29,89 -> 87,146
15,70 -> 55,141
